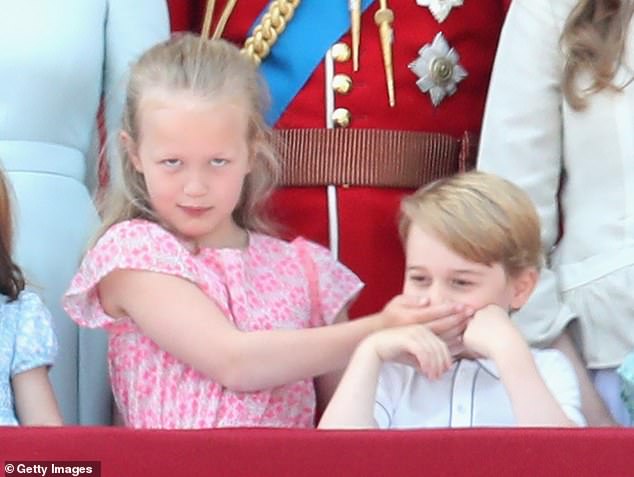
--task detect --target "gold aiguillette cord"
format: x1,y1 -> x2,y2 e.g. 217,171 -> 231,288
202,0 -> 238,40
350,0 -> 361,71
374,0 -> 395,107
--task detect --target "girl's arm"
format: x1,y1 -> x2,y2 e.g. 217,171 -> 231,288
100,270 -> 467,392
314,310 -> 349,418
12,367 -> 62,426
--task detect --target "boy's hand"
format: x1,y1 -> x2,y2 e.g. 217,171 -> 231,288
462,304 -> 524,359
379,294 -> 471,340
364,325 -> 452,379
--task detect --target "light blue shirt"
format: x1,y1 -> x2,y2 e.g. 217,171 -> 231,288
0,291 -> 57,425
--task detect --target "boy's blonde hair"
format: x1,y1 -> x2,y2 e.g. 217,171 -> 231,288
98,33 -> 280,239
399,171 -> 542,277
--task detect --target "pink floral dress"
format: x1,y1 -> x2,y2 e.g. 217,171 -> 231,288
63,219 -> 363,429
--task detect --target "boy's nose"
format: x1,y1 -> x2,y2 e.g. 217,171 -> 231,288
428,284 -> 448,306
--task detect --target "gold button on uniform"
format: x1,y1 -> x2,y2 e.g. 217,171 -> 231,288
332,108 -> 351,128
332,74 -> 353,94
331,42 -> 351,62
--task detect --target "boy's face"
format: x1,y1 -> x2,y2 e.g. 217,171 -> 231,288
403,224 -> 531,312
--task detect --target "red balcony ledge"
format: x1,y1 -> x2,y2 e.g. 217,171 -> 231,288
1,427 -> 633,476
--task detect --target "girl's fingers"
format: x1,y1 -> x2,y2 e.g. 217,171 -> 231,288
427,313 -> 469,335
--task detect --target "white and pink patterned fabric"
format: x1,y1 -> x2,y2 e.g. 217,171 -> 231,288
63,219 -> 363,429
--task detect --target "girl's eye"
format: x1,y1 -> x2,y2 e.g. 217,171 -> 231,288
210,158 -> 229,167
161,159 -> 181,167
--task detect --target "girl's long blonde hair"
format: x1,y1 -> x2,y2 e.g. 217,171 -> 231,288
561,0 -> 634,110
97,33 -> 280,241
0,169 -> 24,301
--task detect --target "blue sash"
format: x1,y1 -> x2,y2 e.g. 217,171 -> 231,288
252,0 -> 375,125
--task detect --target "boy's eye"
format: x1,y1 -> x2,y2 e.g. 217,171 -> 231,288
409,275 -> 430,286
210,158 -> 229,167
451,278 -> 474,288
161,158 -> 182,167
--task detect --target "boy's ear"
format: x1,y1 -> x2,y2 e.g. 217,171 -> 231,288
120,131 -> 143,173
509,267 -> 539,310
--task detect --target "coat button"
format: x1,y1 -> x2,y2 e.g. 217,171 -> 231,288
332,74 -> 353,94
332,108 -> 351,128
331,42 -> 351,62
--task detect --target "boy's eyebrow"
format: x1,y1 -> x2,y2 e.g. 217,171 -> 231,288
405,265 -> 426,271
451,269 -> 485,276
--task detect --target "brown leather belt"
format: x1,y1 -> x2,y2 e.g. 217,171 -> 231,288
273,128 -> 477,188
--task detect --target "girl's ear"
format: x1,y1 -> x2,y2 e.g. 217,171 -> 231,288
120,131 -> 143,173
509,267 -> 539,310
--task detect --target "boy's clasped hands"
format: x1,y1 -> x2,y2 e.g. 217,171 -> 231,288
370,301 -> 521,380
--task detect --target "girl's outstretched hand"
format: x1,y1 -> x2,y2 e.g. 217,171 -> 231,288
378,294 -> 471,353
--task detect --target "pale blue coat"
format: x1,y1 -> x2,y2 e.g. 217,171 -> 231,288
0,1 -> 169,424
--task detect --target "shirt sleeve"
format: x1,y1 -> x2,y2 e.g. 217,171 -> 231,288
374,363 -> 409,429
477,0 -> 577,346
63,220 -> 204,330
293,238 -> 364,326
534,349 -> 586,426
10,291 -> 58,377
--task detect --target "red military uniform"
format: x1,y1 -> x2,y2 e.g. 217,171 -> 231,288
167,0 -> 510,317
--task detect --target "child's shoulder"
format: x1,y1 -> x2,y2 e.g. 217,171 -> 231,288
92,219 -> 192,257
101,219 -> 177,245
0,291 -> 53,341
0,290 -> 48,318
251,234 -> 330,260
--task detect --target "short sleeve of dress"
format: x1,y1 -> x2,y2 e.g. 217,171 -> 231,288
63,220 -> 204,330
294,238 -> 364,326
10,291 -> 58,377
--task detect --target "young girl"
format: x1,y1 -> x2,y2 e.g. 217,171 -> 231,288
0,168 -> 61,426
62,33 -> 470,429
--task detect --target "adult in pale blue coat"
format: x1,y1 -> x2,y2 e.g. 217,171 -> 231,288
0,1 -> 169,424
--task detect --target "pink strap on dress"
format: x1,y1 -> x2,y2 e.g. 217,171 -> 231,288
295,240 -> 322,327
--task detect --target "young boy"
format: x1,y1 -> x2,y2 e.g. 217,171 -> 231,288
319,171 -> 585,428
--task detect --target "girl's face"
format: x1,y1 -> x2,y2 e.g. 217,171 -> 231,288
402,224 -> 532,312
127,92 -> 252,248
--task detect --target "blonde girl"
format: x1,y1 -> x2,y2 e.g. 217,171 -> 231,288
63,34 -> 469,429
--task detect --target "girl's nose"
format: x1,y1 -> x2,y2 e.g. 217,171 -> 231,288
183,175 -> 208,196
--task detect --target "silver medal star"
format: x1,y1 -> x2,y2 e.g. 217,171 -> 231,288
417,0 -> 464,23
409,32 -> 467,107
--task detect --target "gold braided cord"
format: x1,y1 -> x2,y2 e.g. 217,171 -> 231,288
241,0 -> 301,65
201,0 -> 216,39
212,0 -> 238,39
